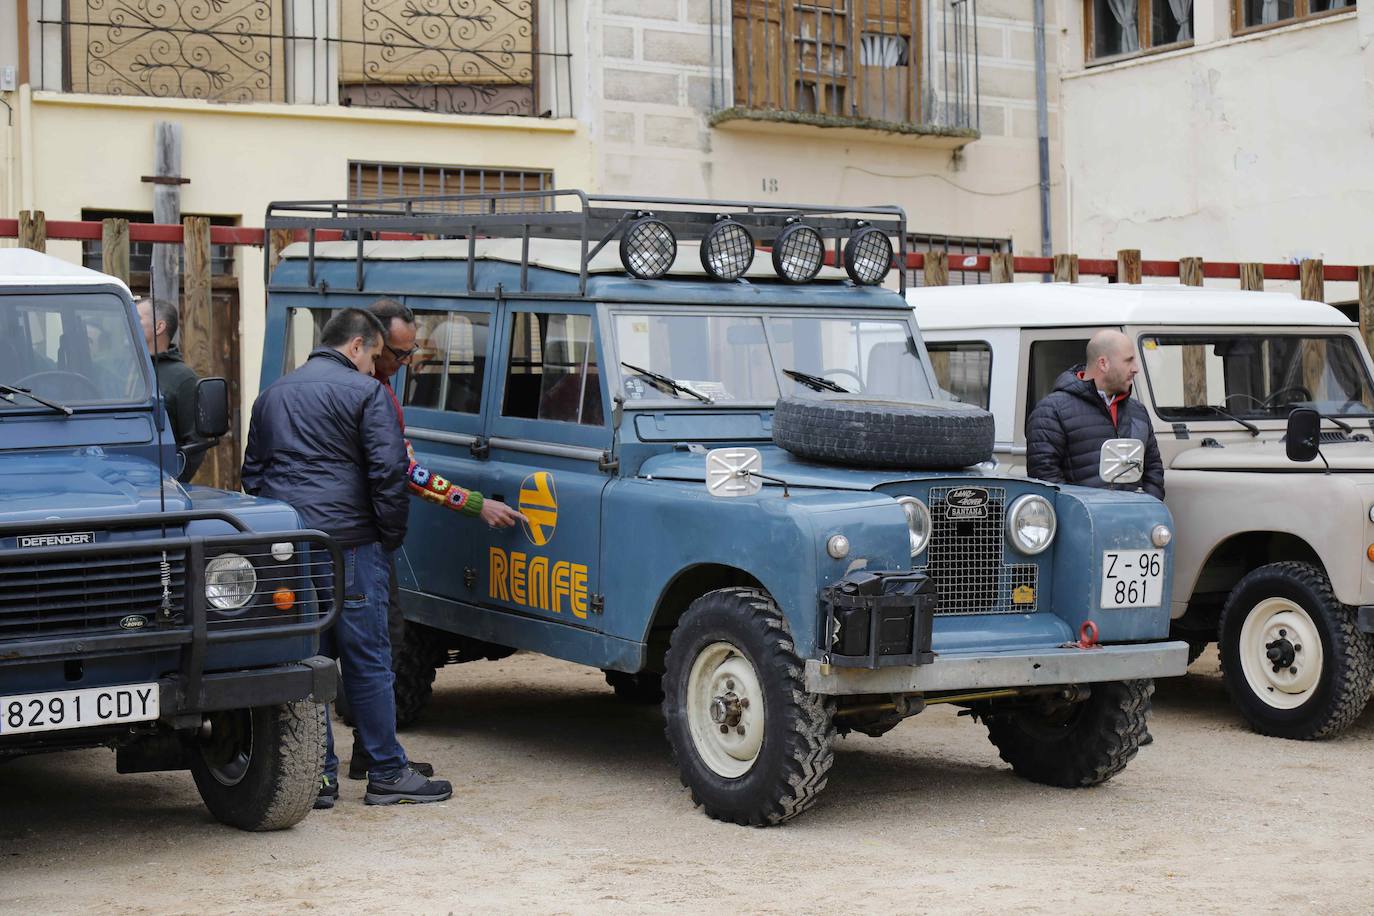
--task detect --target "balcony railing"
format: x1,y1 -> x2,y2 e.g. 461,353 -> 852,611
33,0 -> 574,117
709,0 -> 978,134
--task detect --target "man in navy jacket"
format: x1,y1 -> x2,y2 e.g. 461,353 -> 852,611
243,307 -> 452,808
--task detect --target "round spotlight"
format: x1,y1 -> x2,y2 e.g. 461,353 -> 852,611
620,216 -> 677,280
843,227 -> 894,285
771,221 -> 825,283
700,218 -> 755,281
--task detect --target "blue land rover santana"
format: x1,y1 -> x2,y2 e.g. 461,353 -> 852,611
262,192 -> 1188,826
0,249 -> 340,831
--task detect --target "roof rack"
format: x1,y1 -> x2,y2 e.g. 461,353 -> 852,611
264,189 -> 907,296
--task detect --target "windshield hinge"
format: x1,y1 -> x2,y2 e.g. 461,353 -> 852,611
598,451 -> 619,474
1171,422 -> 1189,440
590,593 -> 605,615
469,437 -> 490,461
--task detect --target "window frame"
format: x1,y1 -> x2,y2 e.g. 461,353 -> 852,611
397,299 -> 498,438
924,339 -> 993,409
1232,0 -> 1356,37
1083,0 -> 1195,66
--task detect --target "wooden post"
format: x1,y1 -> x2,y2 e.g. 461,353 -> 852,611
1052,253 -> 1078,283
152,121 -> 184,306
268,228 -> 296,275
181,216 -> 215,485
1298,259 -> 1326,398
1299,259 -> 1324,303
924,250 -> 949,287
101,218 -> 130,283
1116,249 -> 1142,284
1359,265 -> 1374,359
1240,263 -> 1264,291
990,252 -> 1015,283
18,210 -> 46,252
1179,257 -> 1206,406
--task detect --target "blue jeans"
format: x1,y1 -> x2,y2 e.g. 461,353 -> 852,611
320,542 -> 408,781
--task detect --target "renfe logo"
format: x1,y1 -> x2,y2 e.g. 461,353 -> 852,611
17,532 -> 96,549
945,488 -> 989,520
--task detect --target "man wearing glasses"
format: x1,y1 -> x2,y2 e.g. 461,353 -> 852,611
335,299 -> 523,784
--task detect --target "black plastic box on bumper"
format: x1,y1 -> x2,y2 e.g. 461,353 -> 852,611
820,570 -> 936,668
0,511 -> 344,712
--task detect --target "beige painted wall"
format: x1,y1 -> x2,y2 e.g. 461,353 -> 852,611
1060,3 -> 1374,269
17,93 -> 592,407
592,0 -> 1063,256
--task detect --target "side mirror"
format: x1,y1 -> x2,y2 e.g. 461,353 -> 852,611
705,447 -> 764,498
1285,407 -> 1321,463
1100,438 -> 1144,485
194,377 -> 231,439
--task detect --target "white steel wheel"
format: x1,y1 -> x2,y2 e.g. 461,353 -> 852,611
1238,598 -> 1325,710
685,641 -> 766,778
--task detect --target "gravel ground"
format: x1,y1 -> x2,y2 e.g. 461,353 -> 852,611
2,648 -> 1372,915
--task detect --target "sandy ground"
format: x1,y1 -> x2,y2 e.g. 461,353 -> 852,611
1,648 -> 1371,915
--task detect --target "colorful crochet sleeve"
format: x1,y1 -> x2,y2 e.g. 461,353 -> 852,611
405,441 -> 484,518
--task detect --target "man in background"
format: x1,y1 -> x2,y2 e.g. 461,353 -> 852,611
136,297 -> 203,483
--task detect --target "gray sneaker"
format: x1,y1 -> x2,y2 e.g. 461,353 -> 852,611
364,767 -> 453,806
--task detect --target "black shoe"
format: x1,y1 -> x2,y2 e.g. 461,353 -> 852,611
364,767 -> 452,806
314,775 -> 339,810
348,746 -> 434,780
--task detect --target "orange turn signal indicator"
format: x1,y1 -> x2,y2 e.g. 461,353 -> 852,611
273,588 -> 296,611
1365,544 -> 1374,563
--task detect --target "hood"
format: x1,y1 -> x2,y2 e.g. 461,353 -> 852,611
638,444 -> 986,490
0,450 -> 188,521
1171,436 -> 1374,472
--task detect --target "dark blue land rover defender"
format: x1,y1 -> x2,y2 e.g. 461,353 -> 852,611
261,192 -> 1188,826
0,249 -> 340,831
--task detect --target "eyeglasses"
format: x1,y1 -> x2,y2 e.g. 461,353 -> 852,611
385,343 -> 419,362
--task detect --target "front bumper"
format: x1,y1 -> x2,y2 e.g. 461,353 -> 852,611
805,640 -> 1189,695
158,655 -> 337,718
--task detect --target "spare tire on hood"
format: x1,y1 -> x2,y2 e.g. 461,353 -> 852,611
772,395 -> 995,469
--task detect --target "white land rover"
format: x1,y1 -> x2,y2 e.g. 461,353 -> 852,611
910,282 -> 1374,740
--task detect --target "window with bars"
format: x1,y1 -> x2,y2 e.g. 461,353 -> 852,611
905,233 -> 1012,287
1085,0 -> 1194,63
347,161 -> 555,212
1234,0 -> 1355,32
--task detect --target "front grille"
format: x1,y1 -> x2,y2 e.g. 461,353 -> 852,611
0,549 -> 188,640
924,486 -> 1039,615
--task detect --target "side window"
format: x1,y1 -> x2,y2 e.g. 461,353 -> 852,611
1025,338 -> 1090,422
926,341 -> 991,408
502,312 -> 604,426
403,310 -> 490,414
284,308 -> 336,374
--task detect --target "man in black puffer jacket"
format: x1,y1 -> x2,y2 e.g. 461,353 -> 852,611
1026,329 -> 1164,500
242,308 -> 452,809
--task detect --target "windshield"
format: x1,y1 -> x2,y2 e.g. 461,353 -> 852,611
0,293 -> 149,410
1140,333 -> 1374,420
613,312 -> 930,405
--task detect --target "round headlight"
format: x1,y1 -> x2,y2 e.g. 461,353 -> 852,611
1006,494 -> 1056,555
771,221 -> 825,283
897,496 -> 931,557
206,553 -> 256,611
620,215 -> 677,279
700,217 -> 755,281
842,227 -> 894,285
1151,524 -> 1172,548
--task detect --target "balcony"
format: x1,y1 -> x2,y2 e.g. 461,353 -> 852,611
33,0 -> 574,117
709,0 -> 980,144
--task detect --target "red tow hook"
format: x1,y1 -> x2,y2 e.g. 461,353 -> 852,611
1065,620 -> 1101,650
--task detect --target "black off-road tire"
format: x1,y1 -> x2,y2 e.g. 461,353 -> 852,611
604,669 -> 665,704
189,701 -> 326,831
392,619 -> 446,729
1218,562 -> 1374,740
772,395 -> 995,469
983,679 -> 1153,788
662,587 -> 835,826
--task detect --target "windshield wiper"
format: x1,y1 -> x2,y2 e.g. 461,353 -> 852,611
782,368 -> 849,394
1203,406 -> 1259,437
620,362 -> 713,404
0,383 -> 73,416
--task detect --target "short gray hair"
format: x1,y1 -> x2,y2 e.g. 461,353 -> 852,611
139,297 -> 180,341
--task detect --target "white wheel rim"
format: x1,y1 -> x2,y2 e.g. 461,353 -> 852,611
686,641 -> 766,778
1238,597 -> 1324,710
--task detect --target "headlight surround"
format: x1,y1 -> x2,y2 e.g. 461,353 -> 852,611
1006,494 -> 1056,555
206,553 -> 257,611
897,496 -> 931,557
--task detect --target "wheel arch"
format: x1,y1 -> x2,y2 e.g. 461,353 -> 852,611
1179,531 -> 1324,632
641,563 -> 767,673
